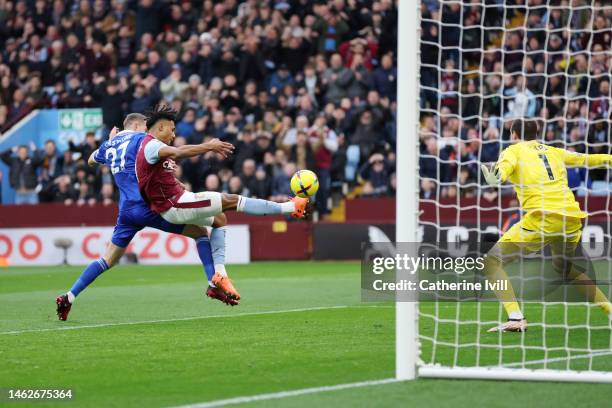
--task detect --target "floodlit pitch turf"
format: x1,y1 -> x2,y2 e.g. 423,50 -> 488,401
1,262 -> 612,407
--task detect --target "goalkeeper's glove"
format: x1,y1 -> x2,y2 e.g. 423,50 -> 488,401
481,164 -> 502,186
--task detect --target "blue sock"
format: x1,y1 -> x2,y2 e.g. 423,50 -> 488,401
70,258 -> 109,298
238,196 -> 292,215
210,227 -> 226,273
196,236 -> 215,283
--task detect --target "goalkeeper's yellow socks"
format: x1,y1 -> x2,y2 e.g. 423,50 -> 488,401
484,255 -> 524,320
504,302 -> 524,320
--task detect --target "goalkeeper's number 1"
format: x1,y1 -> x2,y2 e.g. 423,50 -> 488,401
538,154 -> 555,180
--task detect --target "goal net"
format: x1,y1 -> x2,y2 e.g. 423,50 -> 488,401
400,0 -> 612,382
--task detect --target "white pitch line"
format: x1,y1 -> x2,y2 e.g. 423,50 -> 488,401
492,349 -> 612,369
0,305 -> 390,336
170,378 -> 402,408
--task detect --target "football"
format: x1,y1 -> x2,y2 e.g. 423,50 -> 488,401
290,170 -> 319,198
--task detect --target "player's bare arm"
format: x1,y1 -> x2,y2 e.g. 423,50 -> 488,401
157,138 -> 235,160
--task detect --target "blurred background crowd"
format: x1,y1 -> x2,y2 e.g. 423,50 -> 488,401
0,0 -> 398,214
419,0 -> 611,200
1,0 -> 609,211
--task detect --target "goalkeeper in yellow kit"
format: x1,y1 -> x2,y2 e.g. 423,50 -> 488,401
481,119 -> 612,332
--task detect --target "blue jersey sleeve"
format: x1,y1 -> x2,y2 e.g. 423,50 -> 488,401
94,143 -> 109,165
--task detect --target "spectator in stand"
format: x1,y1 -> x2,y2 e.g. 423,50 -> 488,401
313,8 -> 349,54
268,64 -> 295,99
290,130 -> 316,171
239,158 -> 258,195
251,165 -> 272,199
227,175 -> 248,196
1,144 -> 43,204
346,109 -> 380,181
38,139 -> 63,202
160,65 -> 188,103
359,153 -> 393,197
69,132 -> 99,162
8,89 -> 30,122
373,53 -> 397,101
100,183 -> 115,206
297,64 -> 323,106
94,78 -> 127,132
279,115 -> 309,148
129,77 -> 161,113
176,108 -> 197,141
323,53 -> 353,104
50,175 -> 76,205
309,115 -> 338,215
204,174 -> 221,193
239,38 -> 267,85
271,161 -> 296,202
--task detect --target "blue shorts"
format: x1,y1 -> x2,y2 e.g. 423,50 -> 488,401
111,204 -> 185,247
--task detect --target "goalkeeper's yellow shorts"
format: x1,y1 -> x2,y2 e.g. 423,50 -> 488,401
498,211 -> 582,257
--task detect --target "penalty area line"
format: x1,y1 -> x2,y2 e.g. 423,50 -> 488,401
170,378 -> 402,408
1,305 -> 390,335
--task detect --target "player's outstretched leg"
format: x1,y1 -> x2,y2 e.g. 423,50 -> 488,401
229,195 -> 308,219
56,256 -> 113,321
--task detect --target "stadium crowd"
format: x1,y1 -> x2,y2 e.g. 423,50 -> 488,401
419,0 -> 611,199
0,0 -> 398,212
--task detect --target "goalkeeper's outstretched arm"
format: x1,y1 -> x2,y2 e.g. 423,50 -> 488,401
560,149 -> 612,168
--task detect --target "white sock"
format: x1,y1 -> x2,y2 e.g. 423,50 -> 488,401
215,264 -> 227,277
67,291 -> 75,303
509,311 -> 524,320
236,196 -> 246,212
208,281 -> 215,287
279,201 -> 295,214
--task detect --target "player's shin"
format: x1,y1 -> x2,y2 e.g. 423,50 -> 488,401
68,258 -> 110,302
210,226 -> 227,277
236,196 -> 294,215
195,236 -> 215,285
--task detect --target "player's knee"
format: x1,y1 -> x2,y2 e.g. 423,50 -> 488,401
102,243 -> 125,268
221,193 -> 239,210
182,224 -> 207,239
213,213 -> 227,228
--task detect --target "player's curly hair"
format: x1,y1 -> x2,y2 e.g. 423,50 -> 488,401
145,104 -> 178,129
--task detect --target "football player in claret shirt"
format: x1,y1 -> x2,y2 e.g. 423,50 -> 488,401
55,114 -> 237,322
135,103 -> 308,258
481,119 -> 612,332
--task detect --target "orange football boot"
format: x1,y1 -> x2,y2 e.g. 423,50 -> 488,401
211,272 -> 241,300
290,196 -> 309,218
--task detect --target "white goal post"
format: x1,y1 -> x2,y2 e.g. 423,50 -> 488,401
396,0 -> 421,381
396,0 -> 612,383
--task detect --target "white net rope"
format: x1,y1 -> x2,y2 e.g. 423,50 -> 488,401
418,0 -> 612,374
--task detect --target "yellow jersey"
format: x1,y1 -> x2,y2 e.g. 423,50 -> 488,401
496,140 -> 612,219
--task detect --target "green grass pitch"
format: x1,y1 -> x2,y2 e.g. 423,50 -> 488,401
1,261 -> 612,407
